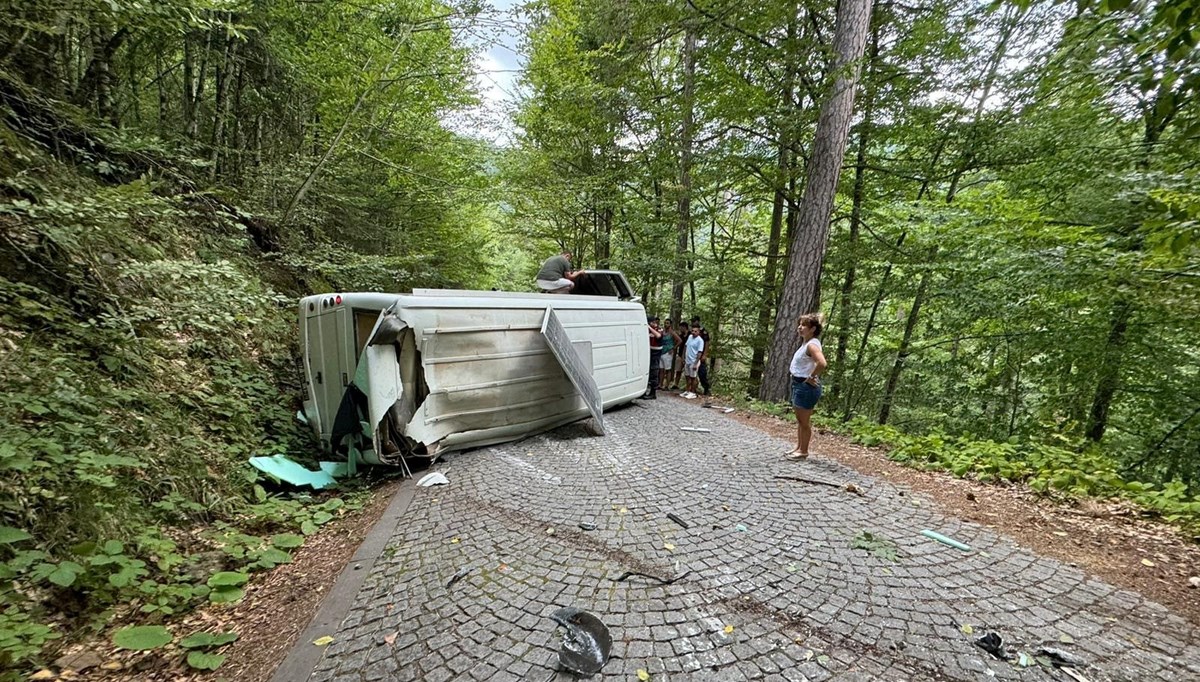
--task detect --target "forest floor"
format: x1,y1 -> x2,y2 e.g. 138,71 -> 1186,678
50,397 -> 1200,681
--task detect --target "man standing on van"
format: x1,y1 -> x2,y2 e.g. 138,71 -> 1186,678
536,250 -> 584,293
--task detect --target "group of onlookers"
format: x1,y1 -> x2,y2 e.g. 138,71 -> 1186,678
535,251 -> 828,461
645,317 -> 711,400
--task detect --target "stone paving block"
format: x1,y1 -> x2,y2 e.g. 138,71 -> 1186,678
303,399 -> 1200,681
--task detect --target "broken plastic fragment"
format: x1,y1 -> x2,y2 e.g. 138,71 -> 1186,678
417,472 -> 449,487
249,455 -> 339,489
974,632 -> 1012,660
680,427 -> 711,432
921,529 -> 972,551
549,607 -> 612,676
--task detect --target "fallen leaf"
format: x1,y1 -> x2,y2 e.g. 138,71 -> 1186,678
803,650 -> 814,661
723,625 -> 734,634
637,669 -> 651,681
1059,633 -> 1075,644
619,507 -> 629,514
312,636 -> 334,646
29,670 -> 55,681
960,624 -> 974,635
1141,558 -> 1155,567
1017,652 -> 1032,667
664,543 -> 675,551
722,505 -> 730,511
383,632 -> 397,645
546,527 -> 555,536
450,537 -> 460,544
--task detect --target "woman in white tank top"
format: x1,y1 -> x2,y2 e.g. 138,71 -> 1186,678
787,314 -> 828,460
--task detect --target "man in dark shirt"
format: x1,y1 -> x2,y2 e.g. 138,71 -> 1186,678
645,316 -> 663,399
535,250 -> 584,293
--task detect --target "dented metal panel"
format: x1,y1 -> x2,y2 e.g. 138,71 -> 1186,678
298,285 -> 647,470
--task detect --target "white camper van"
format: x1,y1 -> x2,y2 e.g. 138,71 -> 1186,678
299,271 -> 648,474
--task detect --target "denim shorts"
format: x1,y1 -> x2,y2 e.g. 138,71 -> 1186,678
791,379 -> 822,410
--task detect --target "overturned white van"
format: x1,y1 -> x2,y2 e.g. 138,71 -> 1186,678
298,271 -> 648,475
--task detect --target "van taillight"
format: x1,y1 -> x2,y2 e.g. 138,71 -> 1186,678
335,295 -> 342,305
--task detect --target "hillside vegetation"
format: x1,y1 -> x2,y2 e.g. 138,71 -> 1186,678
0,0 -> 503,676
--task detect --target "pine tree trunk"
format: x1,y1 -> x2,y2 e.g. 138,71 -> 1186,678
747,11 -> 799,393
831,24 -> 877,408
760,0 -> 874,402
671,19 -> 696,324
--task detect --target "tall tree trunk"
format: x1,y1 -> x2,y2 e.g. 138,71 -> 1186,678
831,24 -> 878,408
747,10 -> 799,393
760,0 -> 874,402
671,18 -> 696,323
878,246 -> 936,424
1085,299 -> 1131,441
210,19 -> 238,181
1084,78 -> 1175,442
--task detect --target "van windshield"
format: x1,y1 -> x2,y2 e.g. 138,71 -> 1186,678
571,272 -> 632,299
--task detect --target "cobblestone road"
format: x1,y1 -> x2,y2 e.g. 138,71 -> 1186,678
306,398 -> 1199,681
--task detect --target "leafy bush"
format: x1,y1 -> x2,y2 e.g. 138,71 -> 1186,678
845,419 -> 1200,530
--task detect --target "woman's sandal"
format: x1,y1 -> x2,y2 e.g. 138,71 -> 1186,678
786,450 -> 809,461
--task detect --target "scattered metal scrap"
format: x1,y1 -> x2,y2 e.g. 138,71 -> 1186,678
446,566 -> 471,588
548,607 -> 612,676
614,570 -> 691,585
1036,646 -> 1085,668
666,513 -> 690,529
773,475 -> 864,496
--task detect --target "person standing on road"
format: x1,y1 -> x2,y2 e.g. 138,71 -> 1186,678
691,316 -> 712,397
645,316 -> 663,400
787,314 -> 827,460
659,320 -> 680,391
670,319 -> 687,390
682,323 -> 705,399
535,250 -> 584,293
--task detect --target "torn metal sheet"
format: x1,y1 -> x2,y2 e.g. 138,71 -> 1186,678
540,306 -> 605,434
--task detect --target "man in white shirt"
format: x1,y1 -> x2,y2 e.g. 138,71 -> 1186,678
682,323 -> 705,399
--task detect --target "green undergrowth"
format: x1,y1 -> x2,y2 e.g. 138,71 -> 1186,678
0,117 -> 381,676
738,399 -> 1200,534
